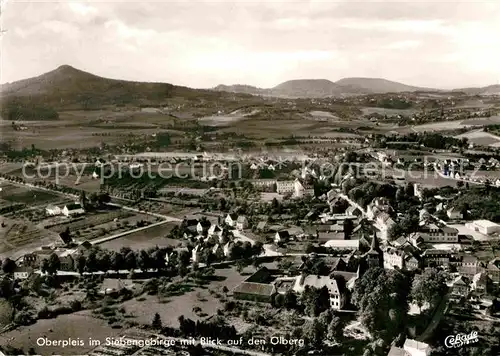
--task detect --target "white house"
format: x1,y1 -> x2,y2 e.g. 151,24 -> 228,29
62,203 -> 85,217
223,241 -> 234,257
294,179 -> 314,198
466,220 -> 500,235
276,180 -> 295,195
275,230 -> 290,244
293,275 -> 346,310
403,339 -> 431,356
225,213 -> 238,227
383,246 -> 405,270
236,216 -> 249,230
45,205 -> 61,216
196,220 -> 212,234
418,223 -> 459,243
446,207 -> 463,220
192,245 -> 203,263
374,212 -> 395,241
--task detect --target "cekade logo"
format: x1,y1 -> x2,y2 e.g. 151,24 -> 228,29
444,331 -> 479,348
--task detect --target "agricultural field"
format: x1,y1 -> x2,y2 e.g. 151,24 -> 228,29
45,209 -> 159,242
118,266 -> 247,327
0,182 -> 62,205
455,129 -> 500,147
0,217 -> 59,257
99,223 -> 182,252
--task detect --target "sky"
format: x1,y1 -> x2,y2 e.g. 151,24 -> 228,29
1,0 -> 499,89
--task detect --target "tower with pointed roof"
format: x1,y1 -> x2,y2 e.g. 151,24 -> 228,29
363,232 -> 383,269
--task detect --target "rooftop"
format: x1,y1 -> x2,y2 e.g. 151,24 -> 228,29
233,282 -> 275,296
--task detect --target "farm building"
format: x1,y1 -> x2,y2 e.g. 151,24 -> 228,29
466,220 -> 500,235
45,205 -> 61,216
62,203 -> 85,217
233,267 -> 276,303
293,274 -> 346,310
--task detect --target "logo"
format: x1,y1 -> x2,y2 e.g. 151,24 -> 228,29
444,331 -> 479,348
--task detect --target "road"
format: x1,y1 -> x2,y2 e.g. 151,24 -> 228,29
231,230 -> 281,257
417,292 -> 450,342
106,202 -> 181,221
90,219 -> 176,245
338,192 -> 367,217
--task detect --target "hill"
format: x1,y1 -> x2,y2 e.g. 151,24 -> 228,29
0,65 -> 240,114
454,85 -> 500,96
334,77 -> 432,94
214,77 -> 437,98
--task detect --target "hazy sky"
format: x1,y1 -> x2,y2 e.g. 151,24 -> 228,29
1,0 -> 499,89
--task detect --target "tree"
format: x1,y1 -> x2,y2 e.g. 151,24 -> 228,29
85,250 -> 98,272
327,316 -> 346,342
302,319 -> 325,347
76,254 -> 86,275
352,268 -> 411,340
411,268 -> 447,310
124,250 -> 137,270
152,312 -> 162,329
110,252 -> 124,272
1,258 -> 16,274
137,250 -> 151,271
42,253 -> 60,275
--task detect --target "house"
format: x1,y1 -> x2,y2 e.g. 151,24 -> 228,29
486,257 -> 500,283
276,180 -> 295,195
294,179 -> 314,198
45,205 -> 61,216
323,239 -> 359,250
293,275 -> 346,310
99,278 -> 135,295
414,183 -> 423,199
249,179 -> 277,189
451,276 -> 470,298
59,255 -> 74,271
192,245 -> 204,263
233,268 -> 275,303
256,221 -> 268,232
387,346 -> 411,356
225,213 -> 238,227
471,272 -> 492,295
23,248 -> 53,268
211,244 -> 224,260
452,254 -> 482,277
466,220 -> 500,235
62,203 -> 85,217
421,249 -> 453,267
346,205 -> 363,217
403,339 -> 431,356
208,224 -> 223,238
404,255 -> 420,271
417,223 -> 458,243
196,219 -> 212,234
366,197 -> 393,220
374,212 -> 395,241
233,282 -> 275,303
383,246 -> 405,270
14,266 -> 33,280
223,241 -> 234,257
74,241 -> 93,257
446,207 -> 463,220
275,230 -> 290,244
236,216 -> 249,230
